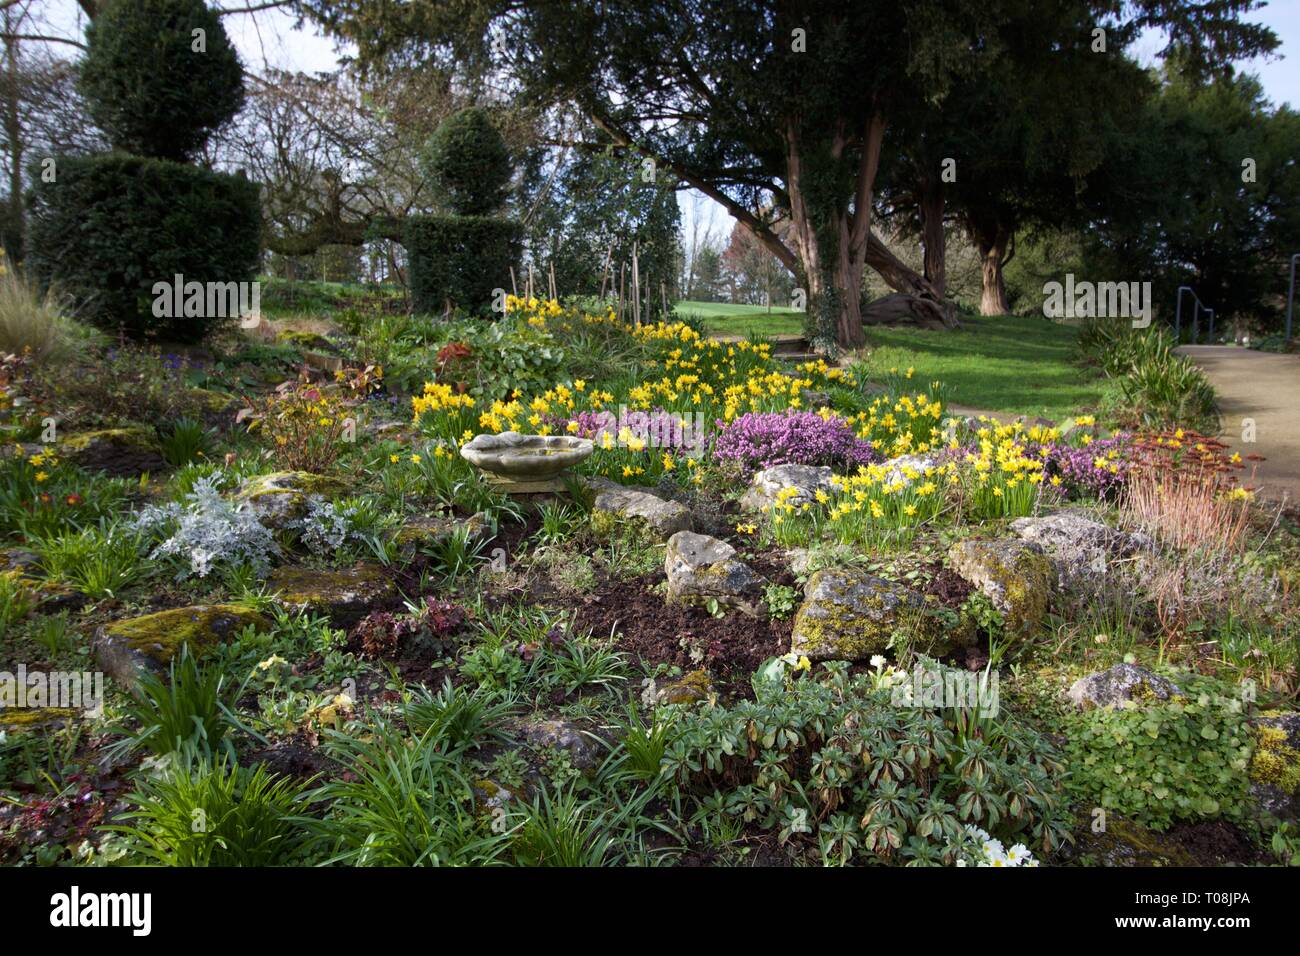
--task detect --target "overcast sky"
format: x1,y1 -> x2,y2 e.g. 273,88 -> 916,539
35,0 -> 1300,241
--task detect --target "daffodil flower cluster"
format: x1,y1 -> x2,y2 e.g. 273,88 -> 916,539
841,388 -> 946,458
959,419 -> 1052,520
411,302 -> 853,485
760,456 -> 955,547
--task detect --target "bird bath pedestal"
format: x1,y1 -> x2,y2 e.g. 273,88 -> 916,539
460,431 -> 594,494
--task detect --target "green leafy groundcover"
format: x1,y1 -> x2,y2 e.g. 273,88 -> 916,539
1064,673 -> 1253,831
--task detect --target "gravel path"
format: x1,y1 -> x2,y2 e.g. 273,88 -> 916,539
1178,345 -> 1300,504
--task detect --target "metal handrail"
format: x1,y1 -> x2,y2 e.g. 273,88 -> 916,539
1175,286 -> 1209,342
1286,253 -> 1299,343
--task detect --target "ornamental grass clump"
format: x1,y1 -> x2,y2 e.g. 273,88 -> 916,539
1122,429 -> 1256,555
714,410 -> 878,474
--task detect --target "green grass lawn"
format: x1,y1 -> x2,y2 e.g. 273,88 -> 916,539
680,301 -> 1102,419
856,313 -> 1106,421
676,300 -> 805,337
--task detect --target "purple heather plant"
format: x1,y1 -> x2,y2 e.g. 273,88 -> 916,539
1043,434 -> 1132,499
713,410 -> 878,474
936,434 -> 1133,501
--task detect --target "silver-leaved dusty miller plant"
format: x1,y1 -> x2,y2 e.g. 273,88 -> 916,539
288,496 -> 357,556
132,476 -> 280,579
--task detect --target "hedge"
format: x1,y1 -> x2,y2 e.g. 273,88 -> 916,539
79,0 -> 245,161
404,216 -> 521,316
28,153 -> 262,343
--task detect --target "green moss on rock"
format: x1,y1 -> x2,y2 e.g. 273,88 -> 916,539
63,426 -> 165,477
1071,816 -> 1201,867
394,512 -> 490,552
267,563 -> 395,624
95,604 -> 269,690
654,669 -> 714,705
591,486 -> 692,541
232,470 -> 346,528
1250,711 -> 1300,820
0,707 -> 81,731
187,387 -> 237,415
947,537 -> 1052,641
791,568 -> 950,662
277,330 -> 334,351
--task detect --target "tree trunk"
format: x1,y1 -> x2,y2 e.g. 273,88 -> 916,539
783,116 -> 885,350
918,179 -> 946,298
973,224 -> 1012,316
862,233 -> 959,327
2,10 -> 23,260
863,293 -> 952,330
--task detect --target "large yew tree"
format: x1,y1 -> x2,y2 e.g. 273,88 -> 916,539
300,0 -> 1278,347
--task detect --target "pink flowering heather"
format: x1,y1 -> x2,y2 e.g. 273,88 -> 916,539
713,410 -> 878,474
1043,435 -> 1132,499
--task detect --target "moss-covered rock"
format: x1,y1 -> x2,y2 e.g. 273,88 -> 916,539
394,512 -> 491,555
664,531 -> 766,616
266,563 -> 396,625
1069,816 -> 1202,867
790,568 -> 954,662
94,604 -> 270,690
231,470 -> 347,529
740,464 -> 834,511
63,425 -> 165,478
186,387 -> 238,422
1066,663 -> 1181,711
652,669 -> 715,706
517,718 -> 599,771
0,547 -> 39,576
1009,510 -> 1152,596
1249,711 -> 1300,821
947,537 -> 1052,641
0,707 -> 82,731
591,485 -> 692,542
277,330 -> 335,351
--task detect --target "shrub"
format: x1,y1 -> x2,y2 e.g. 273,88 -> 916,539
404,215 -> 522,315
713,410 -> 878,474
1043,434 -> 1131,500
133,475 -> 280,580
30,346 -> 203,427
421,107 -> 513,216
79,0 -> 244,161
28,154 -> 261,342
242,372 -> 376,472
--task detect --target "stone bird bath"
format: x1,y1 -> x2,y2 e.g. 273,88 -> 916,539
460,431 -> 594,493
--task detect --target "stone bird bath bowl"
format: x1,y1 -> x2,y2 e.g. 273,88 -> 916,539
460,431 -> 594,493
